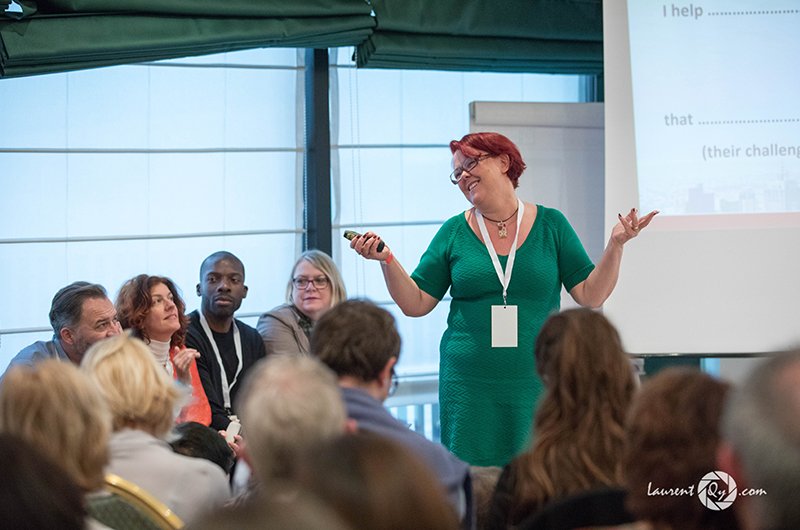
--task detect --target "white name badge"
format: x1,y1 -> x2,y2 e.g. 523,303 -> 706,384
491,305 -> 518,348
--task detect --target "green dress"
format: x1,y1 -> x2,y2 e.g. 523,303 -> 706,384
410,205 -> 594,466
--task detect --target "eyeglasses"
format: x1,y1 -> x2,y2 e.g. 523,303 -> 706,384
292,276 -> 330,289
389,369 -> 399,396
450,154 -> 493,184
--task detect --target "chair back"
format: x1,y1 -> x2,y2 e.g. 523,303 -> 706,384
88,474 -> 184,530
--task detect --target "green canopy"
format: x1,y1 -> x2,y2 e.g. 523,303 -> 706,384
356,0 -> 603,75
0,0 -> 375,78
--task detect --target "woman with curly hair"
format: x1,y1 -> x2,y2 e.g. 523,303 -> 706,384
116,274 -> 210,425
485,308 -> 637,528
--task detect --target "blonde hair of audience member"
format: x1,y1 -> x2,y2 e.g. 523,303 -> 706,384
506,309 -> 636,525
81,330 -> 184,437
624,368 -> 738,530
297,433 -> 460,530
285,249 -> 347,308
0,360 -> 111,492
236,354 -> 348,485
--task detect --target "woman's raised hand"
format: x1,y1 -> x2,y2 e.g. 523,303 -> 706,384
612,208 -> 658,246
350,231 -> 391,261
173,347 -> 200,386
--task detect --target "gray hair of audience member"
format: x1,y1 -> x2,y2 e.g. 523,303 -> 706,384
285,249 -> 347,306
49,281 -> 108,336
311,299 -> 401,382
236,354 -> 347,484
721,350 -> 800,529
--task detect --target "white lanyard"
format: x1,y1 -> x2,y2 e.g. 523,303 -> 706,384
198,311 -> 243,411
475,199 -> 525,307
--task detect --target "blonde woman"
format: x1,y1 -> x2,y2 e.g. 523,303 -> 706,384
0,360 -> 113,529
0,360 -> 110,493
82,331 -> 230,524
257,249 -> 347,356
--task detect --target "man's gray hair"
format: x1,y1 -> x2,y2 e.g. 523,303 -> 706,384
236,355 -> 347,486
49,282 -> 108,336
721,350 -> 800,529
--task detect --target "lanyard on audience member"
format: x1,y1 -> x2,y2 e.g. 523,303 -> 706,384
475,198 -> 524,307
198,311 -> 243,412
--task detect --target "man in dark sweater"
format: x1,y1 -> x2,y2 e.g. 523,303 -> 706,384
187,251 -> 266,431
312,299 -> 474,530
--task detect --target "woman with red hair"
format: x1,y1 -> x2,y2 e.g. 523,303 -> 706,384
116,274 -> 211,425
350,132 -> 656,467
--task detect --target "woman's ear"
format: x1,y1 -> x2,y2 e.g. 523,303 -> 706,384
498,153 -> 511,173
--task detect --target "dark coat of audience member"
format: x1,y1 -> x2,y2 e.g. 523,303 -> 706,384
0,432 -> 86,530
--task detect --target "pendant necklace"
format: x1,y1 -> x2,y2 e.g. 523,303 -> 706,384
481,206 -> 519,239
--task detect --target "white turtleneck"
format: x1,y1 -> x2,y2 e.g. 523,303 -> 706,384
149,339 -> 174,379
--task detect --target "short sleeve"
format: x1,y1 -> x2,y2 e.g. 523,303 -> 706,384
548,208 -> 595,291
410,217 -> 459,300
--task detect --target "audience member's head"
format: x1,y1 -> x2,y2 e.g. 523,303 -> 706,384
115,274 -> 189,348
718,351 -> 800,530
197,251 -> 248,322
504,308 -> 636,525
0,360 -> 111,492
236,354 -> 347,486
285,249 -> 347,321
297,433 -> 460,530
190,492 -> 352,530
624,367 -> 738,530
0,432 -> 86,530
170,421 -> 234,475
49,281 -> 121,363
312,299 -> 401,400
81,331 -> 183,438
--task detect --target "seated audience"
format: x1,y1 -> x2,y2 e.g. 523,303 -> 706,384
297,432 -> 460,530
0,432 -> 86,530
718,350 -> 800,530
624,367 -> 739,530
236,354 -> 350,495
81,331 -> 230,524
170,421 -> 234,476
485,309 -> 637,529
116,274 -> 211,425
187,251 -> 266,431
257,249 -> 347,357
3,281 -> 121,374
312,299 -> 473,529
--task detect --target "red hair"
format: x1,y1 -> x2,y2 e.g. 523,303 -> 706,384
115,275 -> 188,349
450,132 -> 526,188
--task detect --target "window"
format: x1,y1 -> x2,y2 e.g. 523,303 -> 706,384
0,49 -> 303,367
